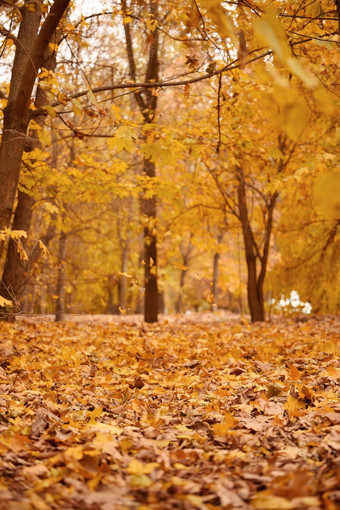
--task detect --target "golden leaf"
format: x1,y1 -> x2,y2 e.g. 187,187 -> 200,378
130,473 -> 153,487
213,413 -> 237,436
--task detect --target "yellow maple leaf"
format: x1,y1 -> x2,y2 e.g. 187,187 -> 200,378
284,395 -> 305,417
213,413 -> 237,436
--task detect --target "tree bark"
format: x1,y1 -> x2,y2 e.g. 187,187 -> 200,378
106,274 -> 119,314
211,251 -> 220,310
142,159 -> 158,322
122,0 -> 159,322
175,240 -> 193,313
0,26 -> 61,318
336,0 -> 340,34
211,232 -> 223,311
0,0 -> 70,259
0,191 -> 34,316
175,265 -> 188,313
119,248 -> 129,312
55,232 -> 66,322
237,167 -> 264,322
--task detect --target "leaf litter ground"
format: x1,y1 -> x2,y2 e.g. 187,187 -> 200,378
0,313 -> 339,510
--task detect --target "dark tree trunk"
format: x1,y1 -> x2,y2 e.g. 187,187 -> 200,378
175,266 -> 188,313
0,0 -> 70,257
236,166 -> 278,322
211,251 -> 220,311
0,3 -> 41,257
122,0 -> 159,322
175,236 -> 192,313
142,159 -> 158,322
0,192 -> 35,317
237,168 -> 265,322
55,232 -> 66,322
211,232 -> 223,311
106,274 -> 119,314
119,247 -> 129,312
0,27 -> 61,319
246,256 -> 264,322
336,0 -> 340,33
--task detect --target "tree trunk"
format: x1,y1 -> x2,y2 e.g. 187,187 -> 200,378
106,274 -> 119,314
142,163 -> 158,321
0,191 -> 35,318
175,236 -> 192,313
55,232 -> 66,322
237,167 -> 265,322
0,0 -> 70,259
0,1 -> 41,257
122,0 -> 159,322
0,27 -> 61,319
256,192 -> 278,319
158,291 -> 165,314
246,256 -> 264,322
119,247 -> 129,312
211,232 -> 223,311
175,266 -> 188,313
211,251 -> 220,311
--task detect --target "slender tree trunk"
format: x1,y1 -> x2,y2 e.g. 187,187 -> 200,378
55,232 -> 66,322
237,167 -> 264,322
211,251 -> 220,310
30,284 -> 37,314
175,265 -> 188,313
142,159 -> 158,322
211,232 -> 223,311
106,274 -> 119,314
256,192 -> 278,318
175,235 -> 192,313
246,256 -> 264,322
122,0 -> 159,322
119,247 -> 129,312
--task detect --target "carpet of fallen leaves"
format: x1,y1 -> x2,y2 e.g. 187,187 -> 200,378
0,313 -> 339,510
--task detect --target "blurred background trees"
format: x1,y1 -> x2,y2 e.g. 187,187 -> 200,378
0,0 -> 339,321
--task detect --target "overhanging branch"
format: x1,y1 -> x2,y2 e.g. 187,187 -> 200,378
32,49 -> 271,117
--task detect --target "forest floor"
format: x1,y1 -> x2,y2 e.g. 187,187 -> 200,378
0,313 -> 339,510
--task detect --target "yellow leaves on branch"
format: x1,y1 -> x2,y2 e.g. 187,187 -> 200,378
108,125 -> 135,153
0,228 -> 27,241
43,105 -> 57,118
252,9 -> 336,141
254,9 -> 318,89
197,0 -> 238,45
0,228 -> 28,262
314,170 -> 340,221
254,78 -> 310,141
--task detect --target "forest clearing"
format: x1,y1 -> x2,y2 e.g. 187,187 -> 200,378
0,313 -> 339,509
